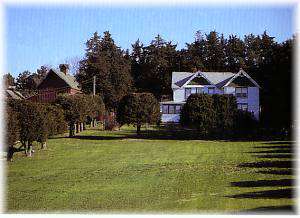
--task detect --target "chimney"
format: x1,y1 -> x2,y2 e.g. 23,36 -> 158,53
59,64 -> 69,75
192,67 -> 198,73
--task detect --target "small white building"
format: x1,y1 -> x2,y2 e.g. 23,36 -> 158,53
160,69 -> 261,123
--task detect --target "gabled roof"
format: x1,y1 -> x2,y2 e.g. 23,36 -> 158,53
202,72 -> 235,86
172,72 -> 194,89
223,69 -> 261,89
172,69 -> 260,89
37,68 -> 81,90
182,71 -> 213,87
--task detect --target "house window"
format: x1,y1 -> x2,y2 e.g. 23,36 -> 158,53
185,88 -> 192,99
237,103 -> 248,111
169,105 -> 175,114
175,105 -> 182,114
208,87 -> 215,94
162,105 -> 168,114
235,87 -> 248,98
162,104 -> 182,114
196,87 -> 204,94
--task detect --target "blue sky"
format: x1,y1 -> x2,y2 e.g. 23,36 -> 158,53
5,5 -> 295,76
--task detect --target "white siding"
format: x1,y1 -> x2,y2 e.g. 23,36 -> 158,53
247,87 -> 260,120
161,114 -> 180,123
173,88 -> 185,102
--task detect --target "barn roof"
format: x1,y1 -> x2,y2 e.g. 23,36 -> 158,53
37,68 -> 81,90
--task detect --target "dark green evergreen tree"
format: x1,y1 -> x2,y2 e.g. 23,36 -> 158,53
225,35 -> 245,71
77,31 -> 133,111
132,35 -> 178,99
203,31 -> 226,71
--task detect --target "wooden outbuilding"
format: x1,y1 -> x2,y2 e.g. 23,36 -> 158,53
27,64 -> 82,103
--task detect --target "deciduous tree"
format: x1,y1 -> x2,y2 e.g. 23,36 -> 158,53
117,93 -> 160,134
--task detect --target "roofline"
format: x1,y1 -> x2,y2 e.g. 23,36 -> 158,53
223,69 -> 261,89
36,69 -> 52,88
37,68 -> 80,90
180,71 -> 213,87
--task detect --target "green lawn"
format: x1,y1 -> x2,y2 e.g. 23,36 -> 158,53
6,126 -> 294,213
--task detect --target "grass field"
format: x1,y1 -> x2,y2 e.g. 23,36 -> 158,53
6,126 -> 295,213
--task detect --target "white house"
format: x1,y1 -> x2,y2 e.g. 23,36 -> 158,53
160,68 -> 261,123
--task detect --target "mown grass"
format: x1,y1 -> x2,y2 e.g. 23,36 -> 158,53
6,126 -> 295,213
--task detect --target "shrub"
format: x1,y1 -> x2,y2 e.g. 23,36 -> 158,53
45,104 -> 68,136
8,100 -> 40,156
5,105 -> 19,161
180,93 -> 258,138
212,94 -> 238,137
180,94 -> 216,137
7,99 -> 68,156
234,110 -> 259,137
55,94 -> 105,136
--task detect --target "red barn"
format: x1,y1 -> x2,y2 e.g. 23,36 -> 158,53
28,64 -> 82,103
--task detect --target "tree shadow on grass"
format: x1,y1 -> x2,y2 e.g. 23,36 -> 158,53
124,129 -> 289,141
254,154 -> 292,159
257,169 -> 293,175
249,149 -> 292,154
69,135 -> 128,140
226,188 -> 294,199
226,141 -> 295,212
241,205 -> 295,214
50,134 -> 129,140
254,145 -> 292,149
238,160 -> 294,169
262,141 -> 294,145
50,128 -> 295,141
231,179 -> 294,188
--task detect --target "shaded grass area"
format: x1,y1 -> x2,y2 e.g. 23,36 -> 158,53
6,127 -> 295,213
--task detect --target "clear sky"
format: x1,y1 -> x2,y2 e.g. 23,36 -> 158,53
5,5 -> 295,76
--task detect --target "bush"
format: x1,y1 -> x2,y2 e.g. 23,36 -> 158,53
8,100 -> 40,156
5,105 -> 19,161
55,94 -> 105,136
180,94 -> 216,137
180,93 -> 258,138
212,94 -> 238,137
7,99 -> 69,157
45,104 -> 68,137
234,110 -> 259,137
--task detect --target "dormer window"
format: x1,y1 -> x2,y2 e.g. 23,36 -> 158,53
235,87 -> 248,98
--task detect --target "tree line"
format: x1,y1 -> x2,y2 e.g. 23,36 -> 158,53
4,30 -> 293,133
